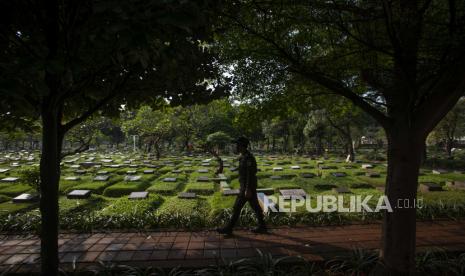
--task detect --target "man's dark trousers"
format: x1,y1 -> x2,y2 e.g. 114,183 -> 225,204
225,191 -> 265,229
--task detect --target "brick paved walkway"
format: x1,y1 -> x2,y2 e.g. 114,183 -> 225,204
1,220 -> 464,273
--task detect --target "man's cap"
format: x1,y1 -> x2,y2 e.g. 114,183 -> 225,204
232,136 -> 250,147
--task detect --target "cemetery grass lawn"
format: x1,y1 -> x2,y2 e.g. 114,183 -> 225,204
1,153 -> 465,230
102,174 -> 157,197
59,195 -> 110,215
158,196 -> 210,216
65,176 -> 123,194
209,191 -> 236,211
0,184 -> 34,197
146,172 -> 188,195
0,201 -> 37,215
97,194 -> 163,216
184,182 -> 216,195
0,195 -> 9,204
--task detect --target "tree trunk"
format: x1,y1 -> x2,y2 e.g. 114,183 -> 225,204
345,125 -> 355,162
421,141 -> 427,164
445,139 -> 453,158
316,135 -> 323,156
40,107 -> 62,275
155,143 -> 161,160
380,128 -> 424,275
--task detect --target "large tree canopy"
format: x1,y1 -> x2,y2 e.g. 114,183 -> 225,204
217,0 -> 465,274
0,0 -> 226,274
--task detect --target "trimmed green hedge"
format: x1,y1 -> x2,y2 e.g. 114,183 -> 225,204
103,181 -> 151,197
184,182 -> 215,195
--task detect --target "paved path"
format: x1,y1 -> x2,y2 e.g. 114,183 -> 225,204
1,220 -> 464,273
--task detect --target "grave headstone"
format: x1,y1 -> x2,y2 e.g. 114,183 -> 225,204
126,170 -> 137,175
432,169 -> 448,175
125,175 -> 142,182
197,169 -> 209,173
273,167 -> 283,171
290,165 -> 301,170
300,172 -> 315,178
270,175 -> 282,180
74,169 -> 86,175
350,183 -> 374,189
172,169 -> 182,173
97,170 -> 109,175
178,192 -> 197,199
331,172 -> 347,177
366,172 -> 380,178
128,191 -> 148,199
332,187 -> 351,194
80,162 -> 99,168
315,184 -> 337,190
67,189 -> 92,199
419,182 -> 443,192
93,175 -> 109,181
64,176 -> 80,181
12,193 -> 39,203
0,168 -> 10,173
280,189 -> 307,198
319,165 -> 336,170
1,177 -> 19,182
446,181 -> 465,190
223,189 -> 240,196
143,169 -> 154,174
163,177 -> 177,182
197,176 -> 210,182
361,164 -> 373,169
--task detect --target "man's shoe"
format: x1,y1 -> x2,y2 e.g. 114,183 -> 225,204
216,227 -> 233,235
251,226 -> 268,234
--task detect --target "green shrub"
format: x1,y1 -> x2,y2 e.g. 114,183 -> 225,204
18,167 -> 40,193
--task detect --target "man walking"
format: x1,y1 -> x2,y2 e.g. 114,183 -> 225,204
217,137 -> 267,235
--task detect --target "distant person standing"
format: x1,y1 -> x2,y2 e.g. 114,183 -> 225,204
217,137 -> 267,235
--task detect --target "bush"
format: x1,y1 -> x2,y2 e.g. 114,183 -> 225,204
19,167 -> 40,193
